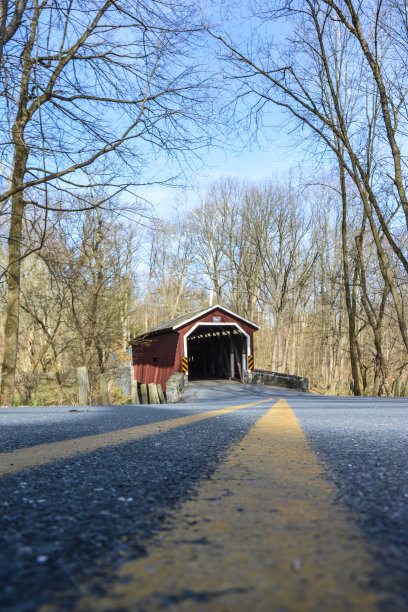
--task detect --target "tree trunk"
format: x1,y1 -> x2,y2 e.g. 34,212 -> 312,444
0,150 -> 27,406
0,1 -> 36,406
339,160 -> 362,395
355,231 -> 390,396
271,309 -> 281,370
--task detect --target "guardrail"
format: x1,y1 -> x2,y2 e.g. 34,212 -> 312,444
243,368 -> 309,393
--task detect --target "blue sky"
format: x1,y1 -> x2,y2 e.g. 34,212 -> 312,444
143,125 -> 308,219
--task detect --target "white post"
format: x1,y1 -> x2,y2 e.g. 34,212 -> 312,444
148,383 -> 160,404
131,379 -> 139,404
230,351 -> 235,379
99,373 -> 110,405
242,353 -> 247,375
77,366 -> 89,405
140,384 -> 149,404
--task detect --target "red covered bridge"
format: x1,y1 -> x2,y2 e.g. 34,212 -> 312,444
131,305 -> 259,391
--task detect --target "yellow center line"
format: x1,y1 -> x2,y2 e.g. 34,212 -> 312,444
0,397 -> 274,477
73,398 -> 388,612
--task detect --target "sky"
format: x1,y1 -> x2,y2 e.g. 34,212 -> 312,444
143,125 -> 307,220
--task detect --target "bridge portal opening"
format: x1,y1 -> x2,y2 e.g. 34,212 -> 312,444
186,324 -> 247,381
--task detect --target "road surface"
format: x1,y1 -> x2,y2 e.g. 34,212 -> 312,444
0,380 -> 408,611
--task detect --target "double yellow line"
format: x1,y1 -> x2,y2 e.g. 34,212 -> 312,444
73,399 -> 386,611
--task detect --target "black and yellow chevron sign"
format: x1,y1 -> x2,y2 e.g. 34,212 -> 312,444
181,356 -> 188,373
248,355 -> 254,371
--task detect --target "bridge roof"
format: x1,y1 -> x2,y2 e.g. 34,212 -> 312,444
132,305 -> 259,342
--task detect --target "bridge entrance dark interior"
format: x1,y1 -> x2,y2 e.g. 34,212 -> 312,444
187,325 -> 247,381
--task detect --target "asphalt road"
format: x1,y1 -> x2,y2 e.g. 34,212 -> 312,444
0,380 -> 408,611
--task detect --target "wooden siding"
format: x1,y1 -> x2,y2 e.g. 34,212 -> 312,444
132,332 -> 180,392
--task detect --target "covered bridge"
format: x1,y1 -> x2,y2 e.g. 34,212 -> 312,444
131,305 -> 259,391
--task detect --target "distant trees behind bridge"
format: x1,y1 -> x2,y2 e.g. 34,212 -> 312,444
143,176 -> 408,398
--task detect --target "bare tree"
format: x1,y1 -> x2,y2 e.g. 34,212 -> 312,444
0,0 -> 214,404
188,187 -> 228,305
0,0 -> 27,64
17,204 -> 141,401
144,218 -> 197,326
205,0 -> 408,383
